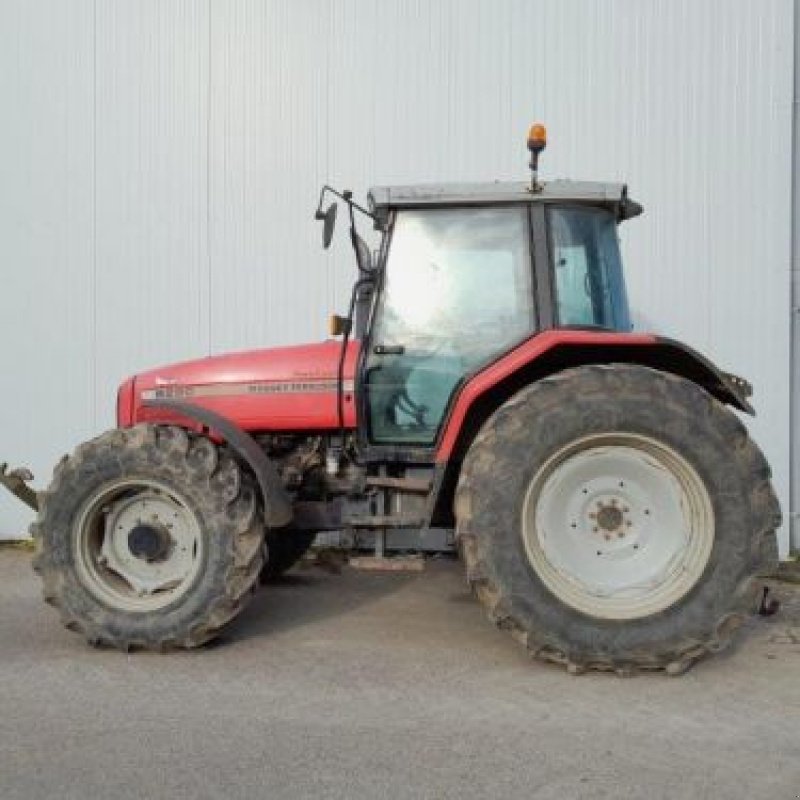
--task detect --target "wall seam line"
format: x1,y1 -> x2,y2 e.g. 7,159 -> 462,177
790,0 -> 799,552
91,0 -> 98,428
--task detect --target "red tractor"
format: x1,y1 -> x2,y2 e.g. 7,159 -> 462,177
5,126 -> 780,673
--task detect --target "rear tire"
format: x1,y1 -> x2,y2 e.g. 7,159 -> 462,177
31,425 -> 264,651
455,364 -> 781,674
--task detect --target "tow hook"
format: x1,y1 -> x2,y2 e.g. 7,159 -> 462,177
0,463 -> 39,511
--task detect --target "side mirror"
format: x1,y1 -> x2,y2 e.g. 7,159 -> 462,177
315,203 -> 338,249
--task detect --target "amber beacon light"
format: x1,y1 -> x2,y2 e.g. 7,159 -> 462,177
527,123 -> 547,193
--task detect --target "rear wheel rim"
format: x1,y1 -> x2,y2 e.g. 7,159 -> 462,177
521,433 -> 714,620
73,477 -> 204,612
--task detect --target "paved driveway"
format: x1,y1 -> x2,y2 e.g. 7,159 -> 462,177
1,547 -> 798,799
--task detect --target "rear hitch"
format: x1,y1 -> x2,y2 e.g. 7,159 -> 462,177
0,463 -> 39,512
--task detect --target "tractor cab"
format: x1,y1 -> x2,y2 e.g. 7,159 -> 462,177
315,125 -> 642,452
314,125 -> 643,452
359,180 -> 641,446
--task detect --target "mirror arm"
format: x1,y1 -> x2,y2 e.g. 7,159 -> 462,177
317,185 -> 383,229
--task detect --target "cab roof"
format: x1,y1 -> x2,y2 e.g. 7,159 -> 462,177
368,180 -> 643,225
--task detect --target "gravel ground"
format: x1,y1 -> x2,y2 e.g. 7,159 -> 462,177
1,547 -> 798,800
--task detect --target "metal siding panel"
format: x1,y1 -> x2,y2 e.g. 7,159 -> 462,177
0,0 -> 95,537
0,0 -> 794,554
208,0 -> 333,355
792,0 -> 800,552
94,0 -> 210,406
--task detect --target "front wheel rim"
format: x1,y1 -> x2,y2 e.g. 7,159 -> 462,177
521,433 -> 715,620
72,477 -> 205,612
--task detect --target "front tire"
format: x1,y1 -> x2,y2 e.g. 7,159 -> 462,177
455,365 -> 780,674
32,425 -> 264,650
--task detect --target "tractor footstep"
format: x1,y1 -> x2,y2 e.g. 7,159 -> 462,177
348,555 -> 425,572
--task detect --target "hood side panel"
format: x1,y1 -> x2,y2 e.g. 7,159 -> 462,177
128,341 -> 359,432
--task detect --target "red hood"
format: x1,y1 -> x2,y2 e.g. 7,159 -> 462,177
136,340 -> 357,387
121,340 -> 360,432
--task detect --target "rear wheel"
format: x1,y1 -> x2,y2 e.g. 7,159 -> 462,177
32,425 -> 264,650
455,364 -> 780,674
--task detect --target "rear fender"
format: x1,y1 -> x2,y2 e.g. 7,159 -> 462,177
429,330 -> 754,526
143,399 -> 293,528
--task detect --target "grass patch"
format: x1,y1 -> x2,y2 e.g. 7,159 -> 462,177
0,538 -> 34,551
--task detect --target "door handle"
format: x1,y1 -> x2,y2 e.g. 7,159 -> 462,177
373,344 -> 405,355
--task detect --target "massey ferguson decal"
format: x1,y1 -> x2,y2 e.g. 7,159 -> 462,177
141,378 -> 354,401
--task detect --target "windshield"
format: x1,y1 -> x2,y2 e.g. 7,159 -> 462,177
376,207 -> 534,357
549,207 -> 631,331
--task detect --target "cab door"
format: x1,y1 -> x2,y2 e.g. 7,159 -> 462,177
362,205 -> 537,447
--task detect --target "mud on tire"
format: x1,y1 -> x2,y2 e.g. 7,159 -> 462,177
31,425 -> 264,651
455,364 -> 781,675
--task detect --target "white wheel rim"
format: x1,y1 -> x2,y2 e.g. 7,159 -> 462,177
73,478 -> 204,612
521,433 -> 714,620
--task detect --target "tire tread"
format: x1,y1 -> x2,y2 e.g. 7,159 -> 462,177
455,365 -> 781,674
32,424 -> 264,651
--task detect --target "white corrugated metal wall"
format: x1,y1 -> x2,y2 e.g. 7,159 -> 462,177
0,0 -> 794,554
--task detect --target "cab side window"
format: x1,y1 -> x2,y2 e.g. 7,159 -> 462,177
365,207 -> 536,445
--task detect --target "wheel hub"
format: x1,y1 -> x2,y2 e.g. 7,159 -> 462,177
594,502 -> 624,534
127,523 -> 172,562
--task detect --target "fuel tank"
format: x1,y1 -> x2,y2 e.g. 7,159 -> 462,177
119,341 -> 359,432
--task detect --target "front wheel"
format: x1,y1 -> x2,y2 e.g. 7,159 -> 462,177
455,365 -> 780,674
32,425 -> 265,650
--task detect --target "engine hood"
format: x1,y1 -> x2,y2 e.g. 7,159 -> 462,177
120,340 -> 360,432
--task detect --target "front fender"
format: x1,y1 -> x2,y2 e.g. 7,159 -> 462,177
143,399 -> 293,528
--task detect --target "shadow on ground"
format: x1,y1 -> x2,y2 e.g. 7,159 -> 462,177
210,555 -> 439,647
